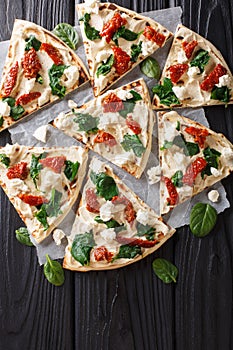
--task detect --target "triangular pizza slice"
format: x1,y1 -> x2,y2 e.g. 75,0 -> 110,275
152,24 -> 233,109
63,158 -> 175,271
53,78 -> 154,178
0,143 -> 88,242
158,111 -> 233,215
0,19 -> 90,132
76,1 -> 172,96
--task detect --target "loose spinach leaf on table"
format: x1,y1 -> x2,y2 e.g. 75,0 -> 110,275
190,203 -> 217,237
15,227 -> 34,247
121,134 -> 145,157
53,23 -> 79,50
73,112 -> 99,133
64,160 -> 80,181
211,86 -> 230,103
115,244 -> 142,260
48,64 -> 68,98
137,223 -> 155,241
140,57 -> 161,79
0,154 -> 10,167
25,35 -> 41,51
152,258 -> 178,283
152,78 -> 180,107
96,54 -> 114,77
190,49 -> 210,73
79,13 -> 101,41
130,41 -> 142,62
201,147 -> 221,177
71,231 -> 96,265
90,171 -> 118,200
43,254 -> 65,286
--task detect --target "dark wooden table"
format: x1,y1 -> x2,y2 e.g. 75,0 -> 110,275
0,1 -> 233,349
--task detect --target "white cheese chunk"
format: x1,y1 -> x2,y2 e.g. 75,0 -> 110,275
114,151 -> 136,165
24,78 -> 36,94
221,148 -> 233,161
116,89 -> 133,101
99,201 -> 125,222
216,74 -> 231,88
141,40 -> 155,56
172,86 -> 188,100
147,166 -> 161,184
68,99 -> 77,109
208,190 -> 219,203
177,50 -> 188,63
91,158 -> 105,173
38,87 -> 51,107
210,167 -> 222,177
33,125 -> 48,143
53,229 -> 65,245
7,178 -> 29,196
100,228 -> 116,242
136,209 -> 150,226
96,50 -> 113,63
187,66 -> 200,77
164,121 -> 178,141
39,168 -> 65,199
55,112 -> 72,129
0,100 -> 10,116
62,66 -> 80,89
98,111 -> 123,129
84,0 -> 99,14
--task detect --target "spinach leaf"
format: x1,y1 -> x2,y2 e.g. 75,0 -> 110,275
190,49 -> 210,73
10,105 -> 25,120
140,57 -> 161,79
25,35 -> 41,51
36,74 -> 43,84
80,13 -> 101,41
43,254 -> 65,286
35,189 -> 63,229
152,78 -> 180,107
118,89 -> 142,117
115,244 -> 142,259
53,23 -> 79,50
0,154 -> 10,167
190,203 -> 217,237
64,160 -> 80,181
73,112 -> 99,133
201,147 -> 221,177
211,86 -> 230,103
160,140 -> 173,150
152,258 -> 178,283
121,134 -> 145,157
48,64 -> 68,98
71,231 -> 95,265
15,227 -> 34,247
90,171 -> 118,200
171,170 -> 183,188
173,134 -> 200,156
30,152 -> 47,188
35,205 -> 49,230
94,216 -> 125,232
2,97 -> 15,107
137,223 -> 155,241
0,116 -> 4,127
96,54 -> 114,77
113,26 -> 142,45
130,41 -> 142,62
176,121 -> 180,131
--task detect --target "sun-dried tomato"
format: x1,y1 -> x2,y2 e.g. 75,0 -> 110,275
86,188 -> 100,213
185,126 -> 209,148
16,92 -> 41,106
94,130 -> 117,147
18,193 -> 48,206
162,176 -> 179,206
111,195 -> 136,223
2,61 -> 19,97
116,236 -> 158,248
143,25 -> 166,47
39,156 -> 66,173
40,43 -> 64,65
93,246 -> 113,262
126,115 -> 141,135
22,48 -> 42,79
200,64 -> 227,91
7,162 -> 28,180
112,46 -> 131,75
183,157 -> 207,186
169,63 -> 189,84
102,92 -> 124,113
100,12 -> 127,43
182,40 -> 198,59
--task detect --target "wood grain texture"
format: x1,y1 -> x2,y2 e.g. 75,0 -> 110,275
0,0 -> 233,349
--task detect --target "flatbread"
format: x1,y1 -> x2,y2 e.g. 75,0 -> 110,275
53,78 -> 154,178
152,24 -> 233,109
0,19 -> 90,132
0,143 -> 88,243
77,1 -> 172,96
63,157 -> 175,271
158,111 -> 233,214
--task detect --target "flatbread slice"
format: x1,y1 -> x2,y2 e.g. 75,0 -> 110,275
53,78 -> 154,178
158,111 -> 233,215
152,24 -> 233,109
63,157 -> 175,271
0,143 -> 88,243
76,1 -> 172,96
0,19 -> 90,132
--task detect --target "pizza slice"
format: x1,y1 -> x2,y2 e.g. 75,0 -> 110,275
0,143 -> 88,243
152,24 -> 233,109
158,111 -> 233,215
53,78 -> 154,178
63,158 -> 175,271
0,19 -> 90,132
76,1 -> 172,96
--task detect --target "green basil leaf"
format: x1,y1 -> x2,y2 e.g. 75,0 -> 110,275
190,49 -> 210,73
2,97 -> 16,107
45,188 -> 63,217
113,26 -> 141,45
35,205 -> 49,230
137,222 -> 155,241
53,23 -> 79,50
80,13 -> 100,41
190,203 -> 217,237
30,152 -> 47,188
36,74 -> 43,84
121,134 -> 145,157
10,105 -> 25,120
94,216 -> 125,232
115,244 -> 142,259
176,121 -> 180,131
73,112 -> 99,133
201,147 -> 221,177
171,170 -> 183,188
160,140 -> 173,150
15,227 -> 34,247
96,54 -> 114,77
43,254 -> 65,286
140,57 -> 161,79
152,78 -> 180,107
0,154 -> 10,167
0,116 -> 3,127
211,85 -> 230,103
152,258 -> 178,283
25,35 -> 41,51
91,172 -> 118,200
48,64 -> 68,98
130,41 -> 142,62
118,90 -> 142,118
172,134 -> 200,157
71,231 -> 96,265
64,160 -> 80,181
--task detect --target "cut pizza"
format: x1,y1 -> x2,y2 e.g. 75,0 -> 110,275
152,24 -> 233,109
0,143 -> 88,242
53,78 -> 154,178
0,19 -> 90,132
63,158 -> 175,271
76,1 -> 172,96
158,111 -> 233,215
